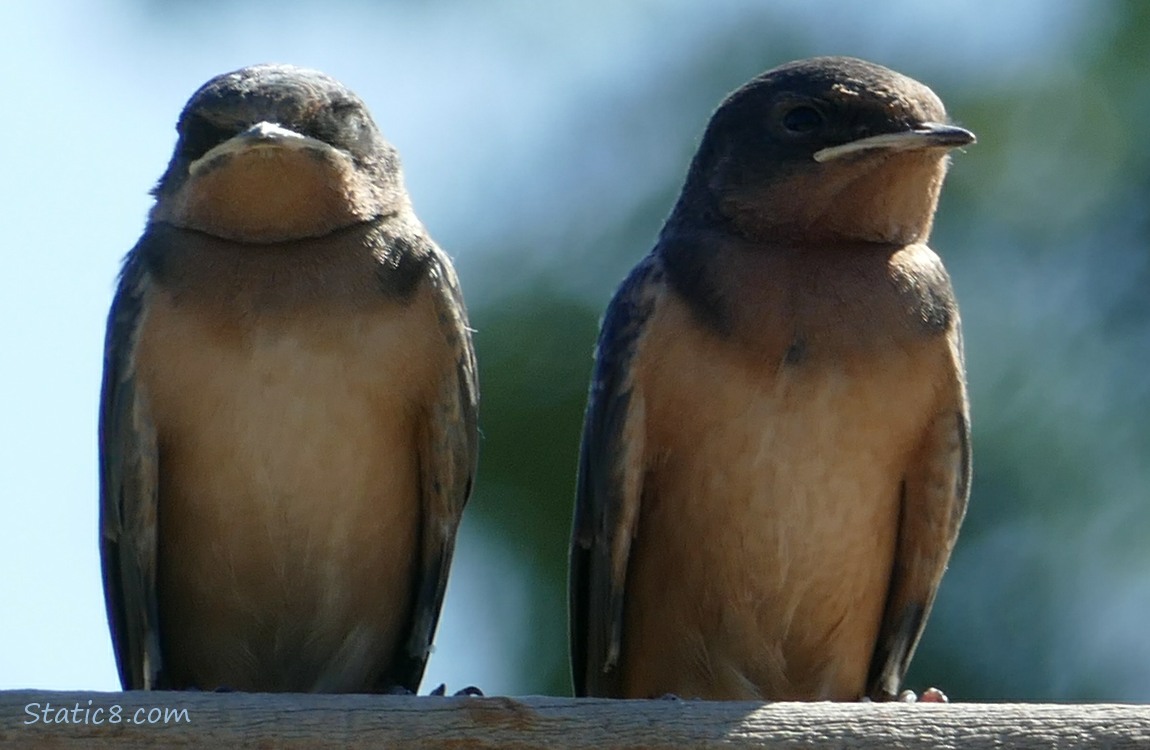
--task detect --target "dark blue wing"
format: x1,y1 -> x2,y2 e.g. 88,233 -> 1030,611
569,254 -> 662,697
99,237 -> 163,689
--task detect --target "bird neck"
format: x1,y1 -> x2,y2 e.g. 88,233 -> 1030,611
715,150 -> 951,247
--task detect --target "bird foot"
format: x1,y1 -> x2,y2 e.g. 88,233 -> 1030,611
429,683 -> 484,697
454,686 -> 485,697
897,687 -> 949,703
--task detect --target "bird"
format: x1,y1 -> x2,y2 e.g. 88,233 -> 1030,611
99,64 -> 478,693
569,56 -> 973,702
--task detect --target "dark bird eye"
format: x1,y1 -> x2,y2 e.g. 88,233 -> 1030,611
179,114 -> 238,162
781,105 -> 824,134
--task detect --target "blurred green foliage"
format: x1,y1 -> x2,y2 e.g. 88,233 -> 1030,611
466,292 -> 600,693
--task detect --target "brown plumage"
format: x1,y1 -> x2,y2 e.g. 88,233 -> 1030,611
570,56 -> 972,701
100,65 -> 477,692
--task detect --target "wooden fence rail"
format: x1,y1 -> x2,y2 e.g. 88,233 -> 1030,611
3,690 -> 1149,749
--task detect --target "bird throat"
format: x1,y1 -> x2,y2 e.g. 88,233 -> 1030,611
168,145 -> 382,243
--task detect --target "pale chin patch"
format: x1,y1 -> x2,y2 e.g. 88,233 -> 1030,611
163,139 -> 383,243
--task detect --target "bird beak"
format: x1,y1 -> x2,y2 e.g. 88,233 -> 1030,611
813,123 -> 976,163
188,121 -> 336,176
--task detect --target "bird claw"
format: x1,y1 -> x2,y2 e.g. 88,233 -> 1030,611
428,684 -> 484,697
454,686 -> 484,697
896,687 -> 949,703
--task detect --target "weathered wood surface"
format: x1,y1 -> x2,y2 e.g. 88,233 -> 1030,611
3,690 -> 1149,749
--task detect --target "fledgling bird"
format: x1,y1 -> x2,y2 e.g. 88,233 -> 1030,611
570,56 -> 973,701
99,65 -> 478,693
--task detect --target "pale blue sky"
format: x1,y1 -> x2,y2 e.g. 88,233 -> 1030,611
1,0 -> 1095,696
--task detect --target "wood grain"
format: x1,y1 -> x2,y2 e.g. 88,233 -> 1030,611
4,691 -> 1149,749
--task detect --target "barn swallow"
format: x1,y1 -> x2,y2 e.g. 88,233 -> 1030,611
570,56 -> 973,701
99,64 -> 478,693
